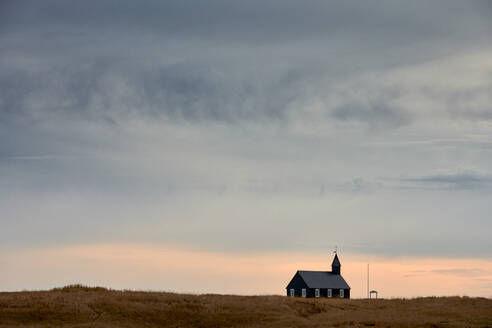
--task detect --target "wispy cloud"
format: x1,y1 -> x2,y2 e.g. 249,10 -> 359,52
431,268 -> 489,277
404,268 -> 490,278
399,172 -> 492,190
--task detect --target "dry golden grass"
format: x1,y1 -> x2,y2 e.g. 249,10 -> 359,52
0,285 -> 491,327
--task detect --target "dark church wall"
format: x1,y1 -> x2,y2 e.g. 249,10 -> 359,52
329,288 -> 350,298
286,286 -> 351,298
285,272 -> 307,296
318,288 -> 350,298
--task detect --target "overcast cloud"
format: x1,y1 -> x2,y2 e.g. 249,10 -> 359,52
1,0 -> 492,258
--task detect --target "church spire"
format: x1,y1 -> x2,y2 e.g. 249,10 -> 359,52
331,253 -> 341,275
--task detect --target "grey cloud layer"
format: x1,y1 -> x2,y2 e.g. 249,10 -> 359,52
2,0 -> 492,126
1,1 -> 492,258
2,46 -> 491,129
3,1 -> 490,42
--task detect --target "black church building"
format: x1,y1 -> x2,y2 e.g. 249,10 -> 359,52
286,254 -> 350,298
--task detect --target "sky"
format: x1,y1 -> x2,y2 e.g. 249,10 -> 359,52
1,0 -> 492,297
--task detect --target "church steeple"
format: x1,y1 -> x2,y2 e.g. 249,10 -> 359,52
331,253 -> 341,275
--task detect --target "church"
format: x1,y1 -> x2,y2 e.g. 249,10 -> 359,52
286,253 -> 351,298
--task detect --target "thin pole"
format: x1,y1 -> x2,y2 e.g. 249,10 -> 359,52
367,264 -> 369,299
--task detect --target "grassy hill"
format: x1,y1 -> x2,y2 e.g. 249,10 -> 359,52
0,285 -> 491,327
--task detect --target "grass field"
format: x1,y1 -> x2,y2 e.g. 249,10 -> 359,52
0,285 -> 491,327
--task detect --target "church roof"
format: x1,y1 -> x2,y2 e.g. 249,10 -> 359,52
297,271 -> 350,289
332,253 -> 341,267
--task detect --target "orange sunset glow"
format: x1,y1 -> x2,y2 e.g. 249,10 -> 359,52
1,244 -> 491,298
